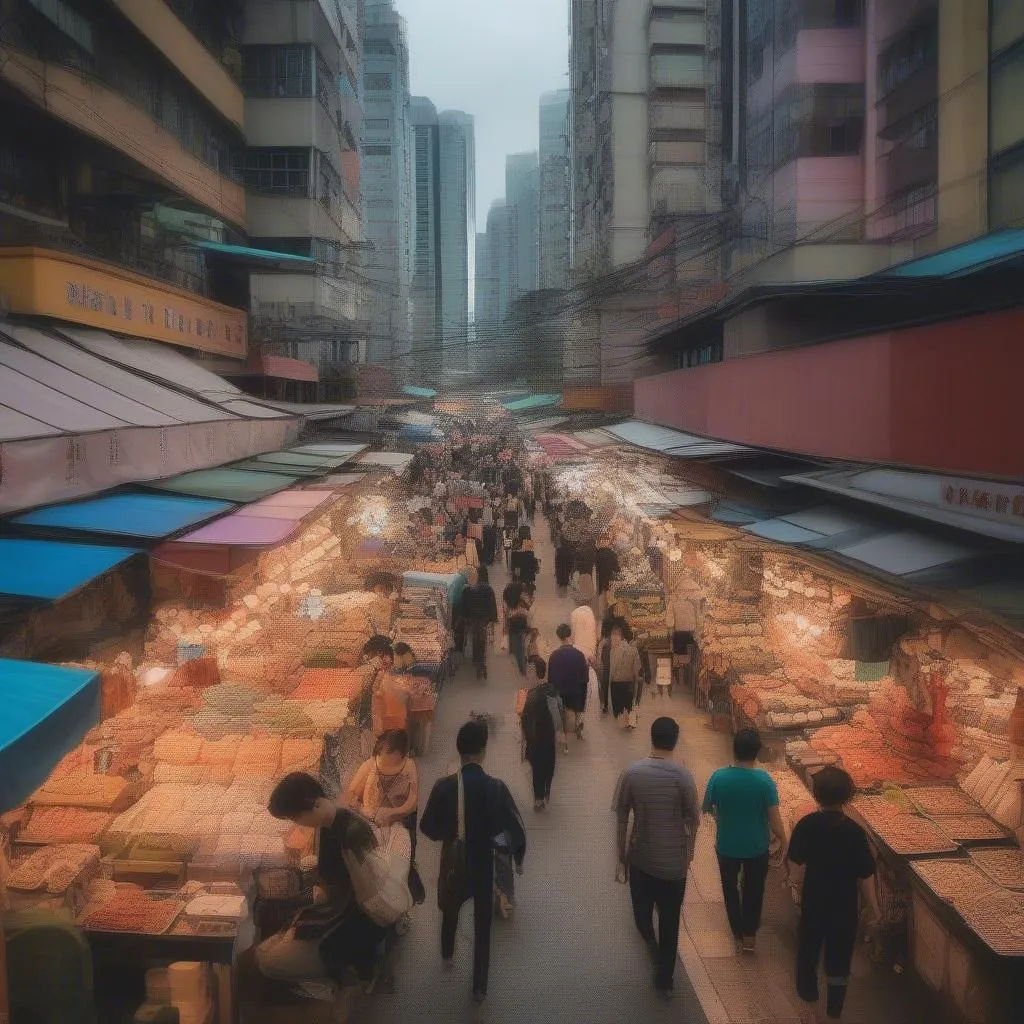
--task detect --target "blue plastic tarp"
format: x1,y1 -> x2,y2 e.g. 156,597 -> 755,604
0,659 -> 101,811
0,539 -> 141,600
402,385 -> 438,399
402,571 -> 466,609
12,493 -> 234,539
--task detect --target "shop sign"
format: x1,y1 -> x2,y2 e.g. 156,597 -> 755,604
0,247 -> 246,358
940,477 -> 1024,523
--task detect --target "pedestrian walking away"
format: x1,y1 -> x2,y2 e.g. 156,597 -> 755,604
420,720 -> 527,1005
788,766 -> 880,1021
595,537 -> 621,619
548,623 -> 589,744
612,717 -> 701,998
600,625 -> 643,728
506,592 -> 531,677
702,727 -> 787,953
519,656 -> 563,810
459,568 -> 499,680
554,537 -> 575,598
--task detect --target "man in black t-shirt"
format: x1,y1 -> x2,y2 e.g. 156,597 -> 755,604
787,767 -> 880,1020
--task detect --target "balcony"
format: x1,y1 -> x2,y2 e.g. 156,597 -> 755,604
109,0 -> 244,129
650,166 -> 706,216
649,140 -> 705,167
650,52 -> 706,90
881,142 -> 937,198
649,16 -> 705,50
0,50 -> 246,230
879,63 -> 938,135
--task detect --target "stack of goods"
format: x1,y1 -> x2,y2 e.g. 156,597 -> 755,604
613,586 -> 667,642
395,585 -> 453,665
764,767 -> 818,835
785,737 -> 842,772
6,844 -> 102,912
701,601 -> 776,676
868,679 -> 960,778
960,755 -> 1024,829
850,794 -> 961,856
732,672 -> 846,732
19,806 -> 114,845
805,710 -> 956,788
260,515 -> 344,590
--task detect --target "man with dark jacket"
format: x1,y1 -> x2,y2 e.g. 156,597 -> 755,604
459,568 -> 499,680
595,538 -> 621,618
421,720 -> 527,1005
548,623 -> 589,743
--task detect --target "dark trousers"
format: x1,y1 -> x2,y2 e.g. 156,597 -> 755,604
599,674 -> 610,712
717,851 -> 770,939
469,621 -> 489,672
526,743 -> 555,801
509,630 -> 527,675
610,681 -> 635,717
796,909 -> 859,1019
482,525 -> 496,564
629,865 -> 686,991
441,879 -> 493,996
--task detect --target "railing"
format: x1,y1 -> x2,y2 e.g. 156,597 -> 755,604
165,0 -> 244,83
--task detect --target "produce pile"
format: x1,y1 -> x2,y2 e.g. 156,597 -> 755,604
78,881 -> 184,935
911,859 -> 992,902
969,847 -> 1024,891
850,795 -> 960,856
7,844 -> 100,894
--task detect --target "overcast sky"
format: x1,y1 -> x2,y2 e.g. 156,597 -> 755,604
395,0 -> 569,223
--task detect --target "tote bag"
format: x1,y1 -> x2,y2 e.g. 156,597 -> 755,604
437,770 -> 467,910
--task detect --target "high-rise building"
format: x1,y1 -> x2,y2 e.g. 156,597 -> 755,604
506,152 -> 540,301
438,110 -> 476,376
411,98 -> 442,361
539,90 -> 571,290
362,0 -> 414,370
241,0 -> 365,389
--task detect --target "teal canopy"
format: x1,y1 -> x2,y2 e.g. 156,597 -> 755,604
503,393 -> 562,412
402,385 -> 438,399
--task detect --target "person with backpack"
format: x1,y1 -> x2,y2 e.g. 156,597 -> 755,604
788,766 -> 880,1021
420,720 -> 527,1006
520,655 -> 563,811
702,728 -> 787,954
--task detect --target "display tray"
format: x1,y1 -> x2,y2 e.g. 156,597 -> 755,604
851,797 -> 961,858
969,848 -> 1024,892
929,814 -> 1015,845
950,890 -> 1024,958
911,858 -> 997,903
905,786 -> 986,818
18,807 -> 114,846
80,894 -> 185,935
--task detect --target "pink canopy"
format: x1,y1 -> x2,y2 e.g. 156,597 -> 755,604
168,490 -> 336,546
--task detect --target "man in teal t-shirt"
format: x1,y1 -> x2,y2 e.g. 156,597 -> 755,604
702,728 -> 786,953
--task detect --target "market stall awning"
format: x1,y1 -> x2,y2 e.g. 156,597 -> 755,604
744,506 -> 880,547
259,402 -> 355,421
782,466 -> 1024,544
320,473 -> 366,488
10,493 -> 234,540
0,660 -> 101,811
294,443 -> 369,458
355,451 -> 414,471
524,417 -> 571,434
829,531 -> 977,577
603,420 -> 754,460
711,501 -> 774,526
241,354 -> 319,383
503,394 -> 562,412
402,385 -> 438,399
229,459 -> 328,478
250,451 -> 354,469
640,487 -> 715,518
145,468 -> 300,503
0,539 -> 140,600
871,228 -> 1024,280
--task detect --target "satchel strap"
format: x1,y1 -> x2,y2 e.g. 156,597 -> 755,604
456,769 -> 465,842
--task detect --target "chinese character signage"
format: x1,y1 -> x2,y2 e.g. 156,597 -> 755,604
940,476 -> 1024,524
0,248 -> 247,358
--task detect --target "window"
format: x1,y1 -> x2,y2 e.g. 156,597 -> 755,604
363,144 -> 392,156
878,19 -> 937,98
364,72 -> 392,91
243,45 -> 314,98
315,53 -> 334,112
889,183 -> 936,236
365,118 -> 390,130
777,0 -> 863,50
27,0 -> 93,53
316,152 -> 343,210
992,0 -> 1024,54
990,45 -> 1024,157
236,148 -> 311,195
773,84 -> 864,166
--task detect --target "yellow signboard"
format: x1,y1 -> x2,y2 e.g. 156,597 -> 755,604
0,248 -> 247,358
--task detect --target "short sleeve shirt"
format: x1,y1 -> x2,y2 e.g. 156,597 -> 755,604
788,811 -> 875,919
702,766 -> 779,859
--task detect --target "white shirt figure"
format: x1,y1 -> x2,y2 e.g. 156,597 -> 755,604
570,604 -> 598,664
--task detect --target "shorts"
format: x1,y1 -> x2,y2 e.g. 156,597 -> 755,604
610,682 -> 635,717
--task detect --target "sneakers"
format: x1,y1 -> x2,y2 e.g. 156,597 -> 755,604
742,936 -> 756,954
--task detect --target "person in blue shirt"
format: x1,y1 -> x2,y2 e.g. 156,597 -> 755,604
702,728 -> 787,954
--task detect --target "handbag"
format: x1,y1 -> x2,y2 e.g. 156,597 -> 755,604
437,770 -> 467,910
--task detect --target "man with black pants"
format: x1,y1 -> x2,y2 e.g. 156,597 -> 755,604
613,717 -> 701,998
420,720 -> 527,1005
458,568 -> 499,680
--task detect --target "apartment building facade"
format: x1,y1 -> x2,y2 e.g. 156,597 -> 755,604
506,152 -> 540,302
361,0 -> 414,370
539,90 -> 571,290
240,0 -> 365,391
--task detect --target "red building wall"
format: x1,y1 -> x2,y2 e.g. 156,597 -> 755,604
634,307 -> 1024,479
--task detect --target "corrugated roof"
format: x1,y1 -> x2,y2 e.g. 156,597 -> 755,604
0,539 -> 140,600
11,493 -> 234,539
261,402 -> 355,420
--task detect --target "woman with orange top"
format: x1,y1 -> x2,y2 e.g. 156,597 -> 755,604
344,729 -> 425,904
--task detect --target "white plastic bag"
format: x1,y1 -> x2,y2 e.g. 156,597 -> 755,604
343,824 -> 413,927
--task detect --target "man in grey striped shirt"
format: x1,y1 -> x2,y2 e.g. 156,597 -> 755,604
612,716 -> 700,997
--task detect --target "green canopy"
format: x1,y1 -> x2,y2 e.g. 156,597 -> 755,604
403,385 -> 438,399
253,451 -> 353,469
503,393 -> 562,412
146,469 -> 300,503
231,460 -> 328,478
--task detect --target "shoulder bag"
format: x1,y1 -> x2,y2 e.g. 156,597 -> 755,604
437,770 -> 467,910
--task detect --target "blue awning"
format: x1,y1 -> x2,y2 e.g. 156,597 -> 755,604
873,229 -> 1024,279
711,501 -> 772,526
12,493 -> 234,540
0,539 -> 141,600
503,394 -> 562,412
604,420 -> 754,460
0,659 -> 101,811
402,385 -> 438,399
192,241 -> 318,270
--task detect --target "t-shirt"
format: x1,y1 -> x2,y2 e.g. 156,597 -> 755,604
613,758 -> 701,881
702,766 -> 779,859
787,811 -> 875,920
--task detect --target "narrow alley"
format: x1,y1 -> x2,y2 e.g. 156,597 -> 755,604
359,514 -> 934,1024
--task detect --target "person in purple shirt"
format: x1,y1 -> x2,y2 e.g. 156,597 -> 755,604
547,623 -> 589,747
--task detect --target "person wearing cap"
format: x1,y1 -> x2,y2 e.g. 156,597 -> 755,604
548,623 -> 589,745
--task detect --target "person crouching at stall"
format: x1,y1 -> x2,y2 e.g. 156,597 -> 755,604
344,730 -> 426,906
257,773 -> 408,1001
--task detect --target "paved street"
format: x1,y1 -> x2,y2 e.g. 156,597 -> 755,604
360,517 -> 937,1024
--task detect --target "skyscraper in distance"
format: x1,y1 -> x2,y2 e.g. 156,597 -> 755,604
539,90 -> 571,290
411,97 -> 442,365
506,151 -> 540,302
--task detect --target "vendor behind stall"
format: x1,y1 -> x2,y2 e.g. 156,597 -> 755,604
257,774 -> 390,993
